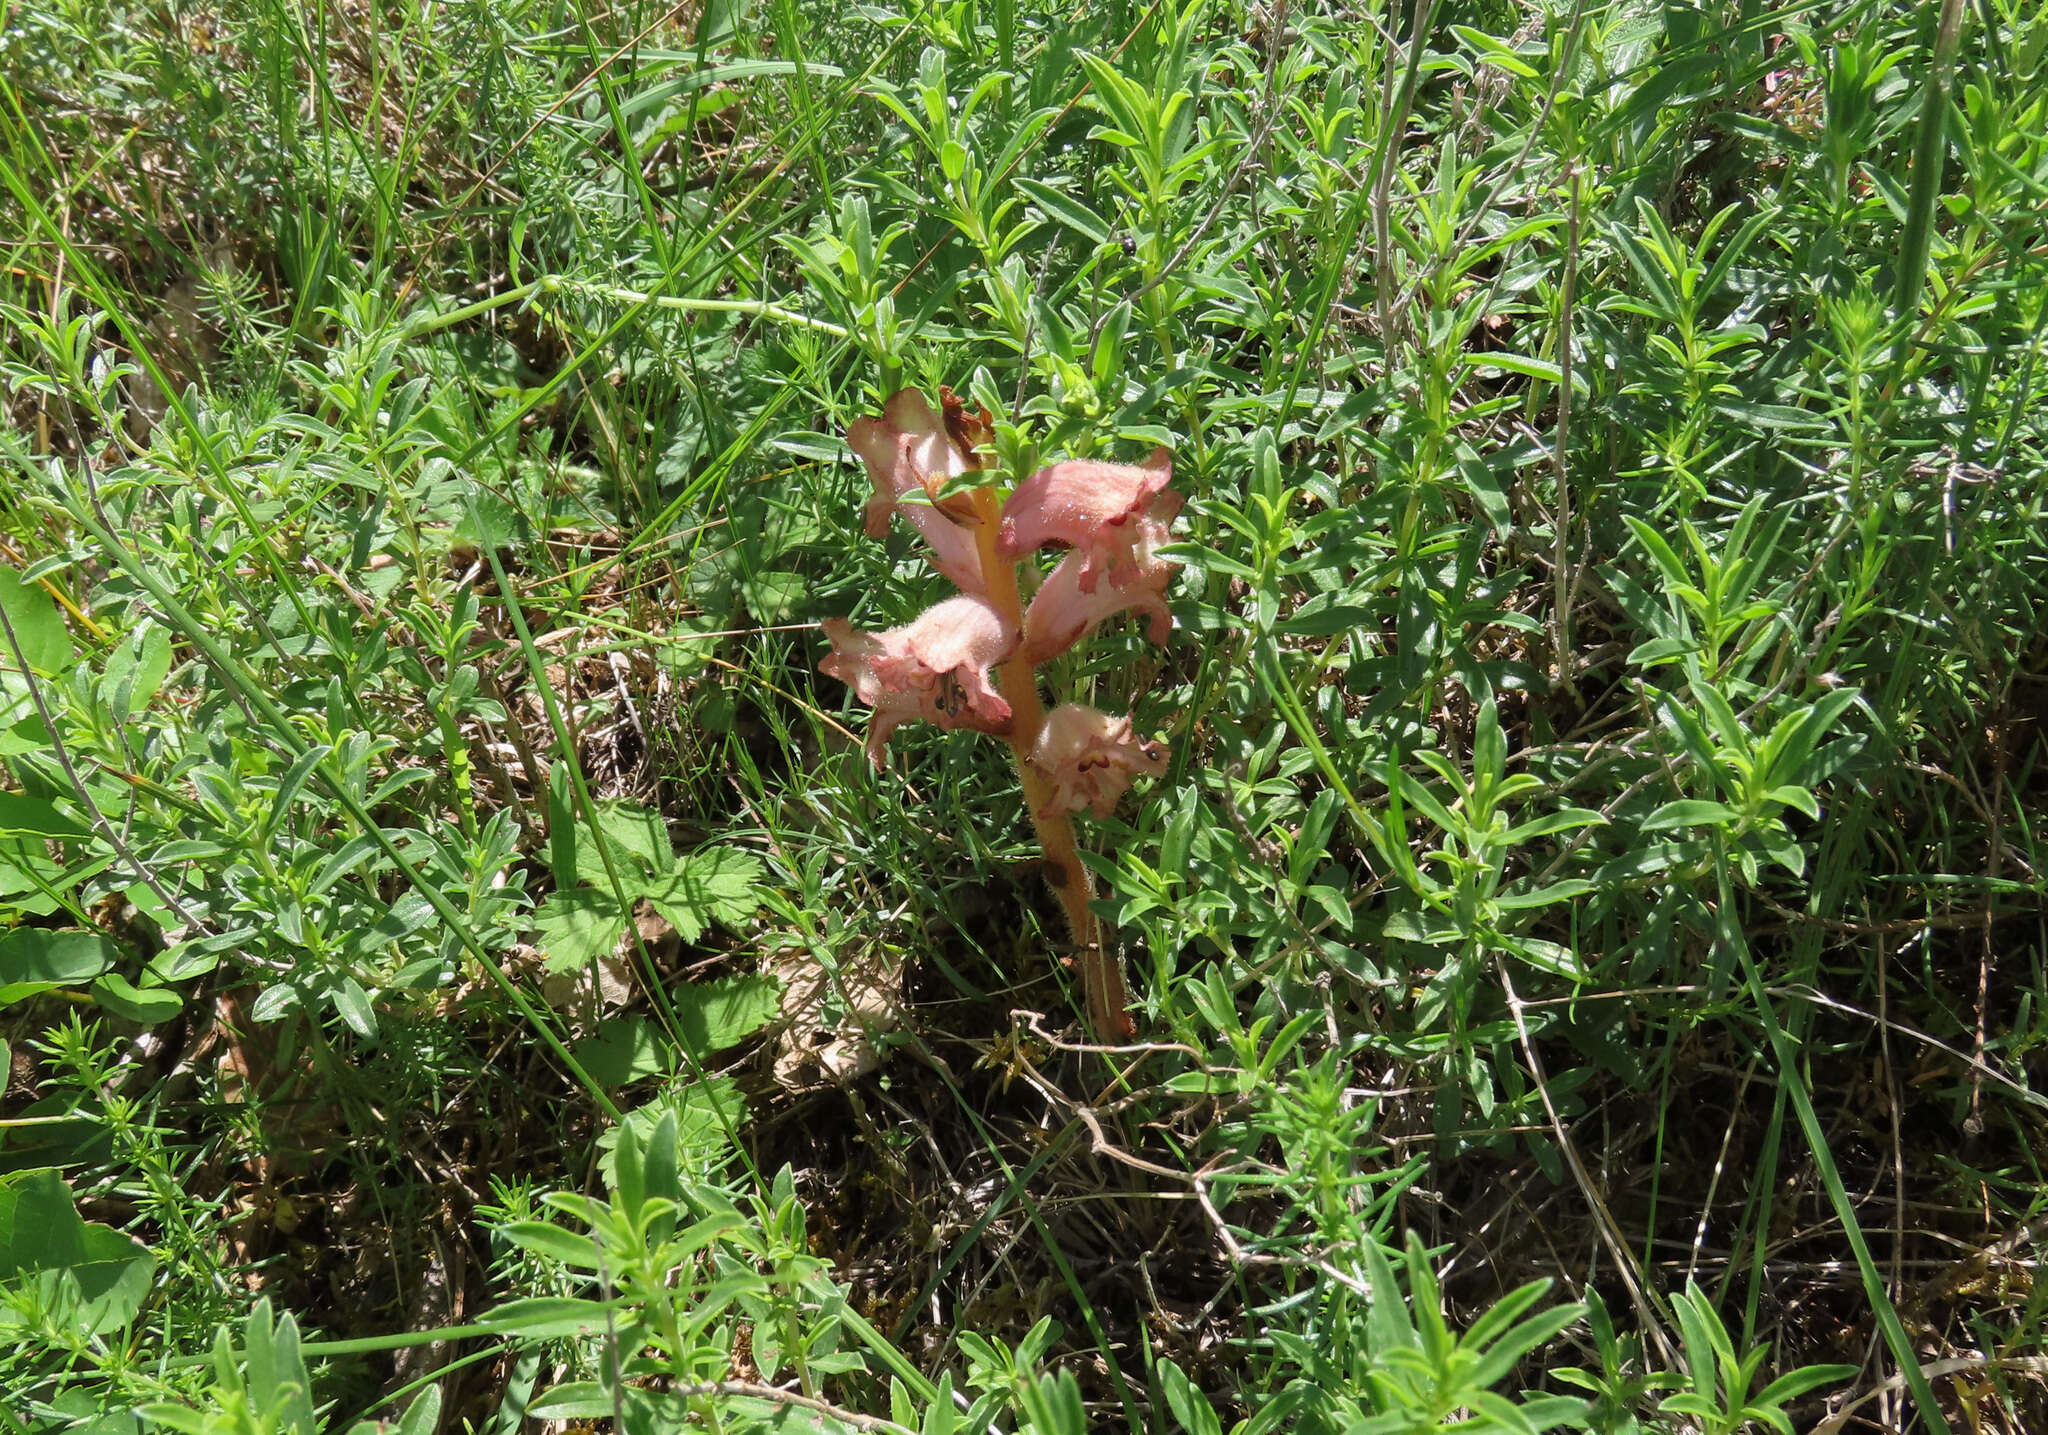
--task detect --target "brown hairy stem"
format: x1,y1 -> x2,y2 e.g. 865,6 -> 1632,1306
1009,680 -> 1134,1042
968,490 -> 1134,1040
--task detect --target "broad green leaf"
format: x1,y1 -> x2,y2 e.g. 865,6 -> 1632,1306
644,847 -> 763,943
0,792 -> 89,839
1158,1358 -> 1223,1435
100,618 -> 174,722
575,800 -> 672,883
247,981 -> 298,1024
1757,827 -> 1808,877
1473,350 -> 1562,383
1396,770 -> 1460,837
597,1075 -> 746,1187
1623,515 -> 1692,594
477,1296 -> 616,1339
0,1168 -> 154,1333
1494,877 -> 1598,910
1276,601 -> 1376,637
1473,699 -> 1506,784
67,1221 -> 156,1333
0,1166 -> 88,1276
656,614 -> 723,682
499,1221 -> 607,1270
740,570 -> 805,624
1694,681 -> 1750,757
346,1386 -> 441,1435
1754,1363 -> 1858,1407
532,888 -> 629,973
1013,178 -> 1113,244
455,491 -> 528,552
1456,454 -> 1514,536
144,936 -> 221,983
337,893 -> 436,962
637,1109 -> 682,1213
1016,1370 -> 1087,1435
1758,687 -> 1860,786
330,975 -> 378,1040
261,744 -> 333,840
0,710 -> 51,757
1382,909 -> 1459,945
1506,937 -> 1582,978
1660,1393 -> 1720,1419
1512,1393 -> 1593,1431
393,1388 -> 442,1435
1627,635 -> 1697,667
1501,809 -> 1606,845
572,1015 -> 670,1087
1712,399 -> 1826,430
36,1389 -> 136,1435
1452,24 -> 1542,77
0,928 -> 115,984
1763,784 -> 1821,819
523,1384 -> 617,1419
673,973 -> 779,1057
0,566 -> 73,675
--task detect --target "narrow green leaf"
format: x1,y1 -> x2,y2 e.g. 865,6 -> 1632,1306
262,744 -> 333,839
500,1222 -> 608,1270
477,1297 -> 617,1339
1642,798 -> 1742,832
91,972 -> 183,1024
1013,178 -> 1112,245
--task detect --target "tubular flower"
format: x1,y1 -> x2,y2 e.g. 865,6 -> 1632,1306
996,447 -> 1178,592
845,388 -> 993,593
1019,502 -> 1178,663
820,595 -> 1018,767
1027,704 -> 1169,819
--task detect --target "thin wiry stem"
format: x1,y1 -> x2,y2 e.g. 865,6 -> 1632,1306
1552,164 -> 1581,689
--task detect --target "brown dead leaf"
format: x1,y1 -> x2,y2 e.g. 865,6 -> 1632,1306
769,942 -> 905,1090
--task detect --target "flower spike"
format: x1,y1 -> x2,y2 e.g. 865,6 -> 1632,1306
830,386 -> 1179,1042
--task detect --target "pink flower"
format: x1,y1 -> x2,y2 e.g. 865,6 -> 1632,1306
846,389 -> 994,594
997,447 -> 1179,592
820,595 -> 1017,767
1018,503 -> 1178,663
1027,705 -> 1169,819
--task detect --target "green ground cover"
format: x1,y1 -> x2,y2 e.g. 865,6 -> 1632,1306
2,0 -> 2046,1429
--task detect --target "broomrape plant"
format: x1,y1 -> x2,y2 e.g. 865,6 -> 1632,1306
821,388 -> 1181,1039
